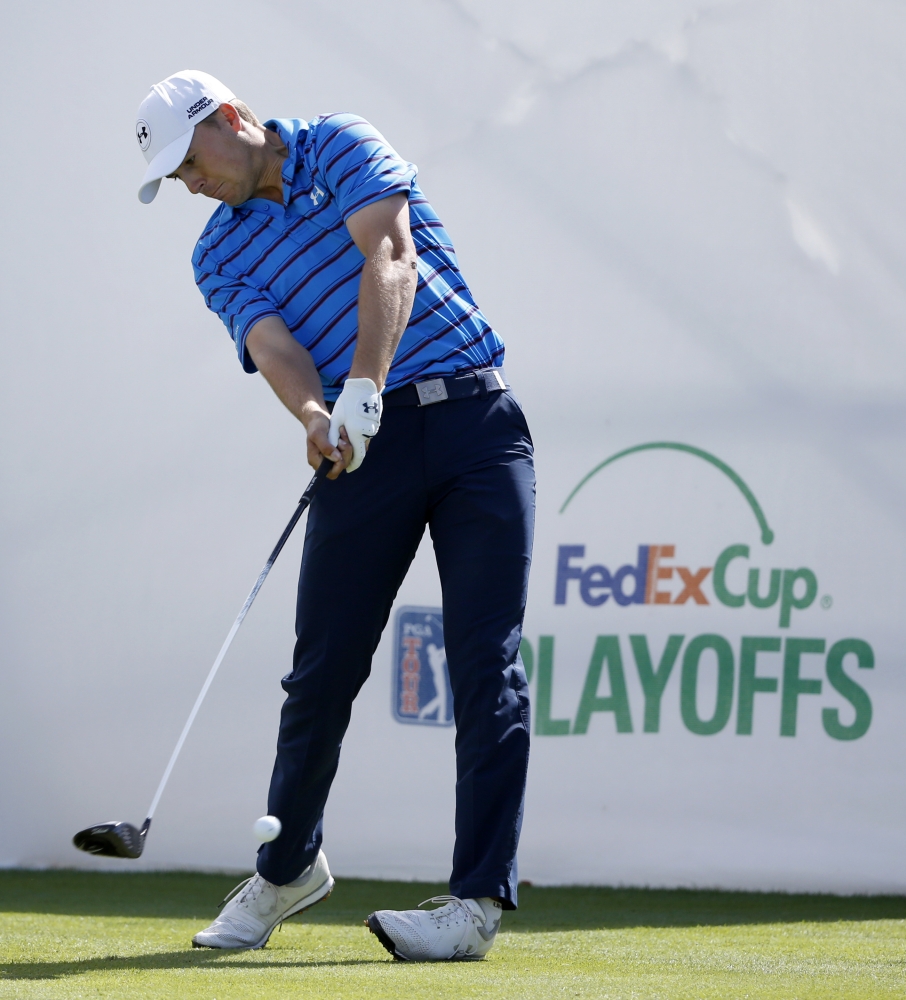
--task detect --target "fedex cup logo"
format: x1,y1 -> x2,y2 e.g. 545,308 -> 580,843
555,442 -> 825,628
530,442 -> 874,742
556,543 -> 820,628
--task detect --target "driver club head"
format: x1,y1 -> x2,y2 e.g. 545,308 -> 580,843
73,819 -> 150,859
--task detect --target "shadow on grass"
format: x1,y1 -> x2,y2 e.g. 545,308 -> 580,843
2,869 -> 905,933
0,950 -> 390,981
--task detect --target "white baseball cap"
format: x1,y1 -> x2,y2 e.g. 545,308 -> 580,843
135,70 -> 236,204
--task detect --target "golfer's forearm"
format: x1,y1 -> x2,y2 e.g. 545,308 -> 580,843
245,317 -> 329,428
348,252 -> 416,390
345,193 -> 417,390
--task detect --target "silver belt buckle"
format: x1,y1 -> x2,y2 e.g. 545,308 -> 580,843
416,378 -> 449,406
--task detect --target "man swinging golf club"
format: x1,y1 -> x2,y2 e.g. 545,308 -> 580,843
135,70 -> 535,961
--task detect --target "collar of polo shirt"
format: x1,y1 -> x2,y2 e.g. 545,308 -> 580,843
135,70 -> 236,204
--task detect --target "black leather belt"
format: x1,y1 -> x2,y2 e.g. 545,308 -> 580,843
382,367 -> 508,408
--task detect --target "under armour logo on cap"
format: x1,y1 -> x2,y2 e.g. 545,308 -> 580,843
136,119 -> 151,152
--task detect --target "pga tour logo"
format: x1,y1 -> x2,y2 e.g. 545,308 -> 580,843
392,607 -> 454,727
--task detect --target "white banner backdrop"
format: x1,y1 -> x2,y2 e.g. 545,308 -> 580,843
1,0 -> 904,893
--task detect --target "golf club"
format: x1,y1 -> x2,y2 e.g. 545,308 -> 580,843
73,458 -> 332,859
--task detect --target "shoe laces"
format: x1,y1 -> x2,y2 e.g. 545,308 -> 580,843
218,874 -> 267,910
417,895 -> 483,930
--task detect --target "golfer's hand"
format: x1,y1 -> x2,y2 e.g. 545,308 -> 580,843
306,413 -> 352,479
329,378 -> 382,472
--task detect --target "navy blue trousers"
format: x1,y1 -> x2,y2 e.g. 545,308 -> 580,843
256,389 -> 535,908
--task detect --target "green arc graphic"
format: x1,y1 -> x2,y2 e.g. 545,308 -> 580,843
559,442 -> 775,545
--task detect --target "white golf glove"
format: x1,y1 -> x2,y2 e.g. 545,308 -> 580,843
329,377 -> 382,473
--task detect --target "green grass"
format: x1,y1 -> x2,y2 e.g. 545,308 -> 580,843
0,870 -> 903,999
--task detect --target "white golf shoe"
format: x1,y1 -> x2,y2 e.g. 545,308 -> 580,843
366,895 -> 502,961
192,850 -> 334,949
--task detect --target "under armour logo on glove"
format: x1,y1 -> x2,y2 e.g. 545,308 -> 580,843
362,401 -> 380,415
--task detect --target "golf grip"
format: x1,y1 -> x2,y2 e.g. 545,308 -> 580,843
144,458 -> 332,823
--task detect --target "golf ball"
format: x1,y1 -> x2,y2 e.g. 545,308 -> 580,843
252,815 -> 282,843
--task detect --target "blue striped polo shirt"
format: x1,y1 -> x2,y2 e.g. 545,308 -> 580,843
192,114 -> 504,400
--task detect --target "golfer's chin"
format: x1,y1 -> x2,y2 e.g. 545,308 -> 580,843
206,182 -> 248,206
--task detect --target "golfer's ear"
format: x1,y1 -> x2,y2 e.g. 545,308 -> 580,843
218,103 -> 242,132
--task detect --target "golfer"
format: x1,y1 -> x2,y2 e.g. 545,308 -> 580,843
135,70 -> 535,961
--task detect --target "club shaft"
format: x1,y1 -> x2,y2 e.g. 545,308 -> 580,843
145,460 -> 330,821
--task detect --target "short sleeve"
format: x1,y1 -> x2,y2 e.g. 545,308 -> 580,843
313,114 -> 417,221
194,266 -> 280,373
